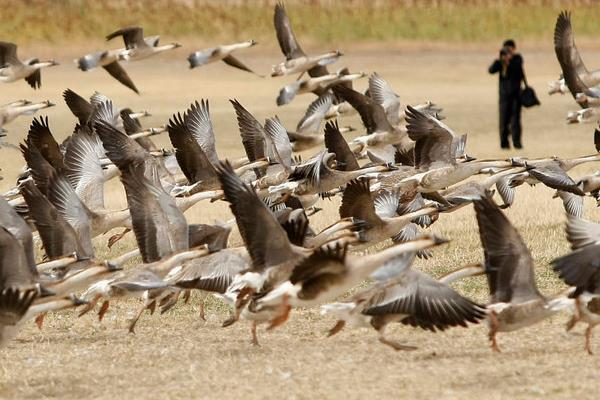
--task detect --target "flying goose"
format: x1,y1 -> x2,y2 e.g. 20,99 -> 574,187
551,215 -> 600,354
0,287 -> 85,347
339,179 -> 438,248
367,72 -> 401,126
0,42 -> 58,89
188,40 -> 261,76
474,195 -> 572,352
106,26 -> 181,62
253,235 -> 450,332
277,72 -> 364,106
75,47 -> 139,94
332,85 -> 413,164
321,252 -> 486,350
273,2 -> 342,78
403,106 -> 512,192
0,100 -> 54,126
287,94 -> 355,152
554,11 -> 600,106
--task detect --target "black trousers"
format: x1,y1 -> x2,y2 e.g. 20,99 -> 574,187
499,94 -> 522,148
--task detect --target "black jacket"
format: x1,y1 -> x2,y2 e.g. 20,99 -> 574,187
489,54 -> 524,96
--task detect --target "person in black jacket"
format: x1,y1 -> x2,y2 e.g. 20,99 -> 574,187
489,39 -> 524,149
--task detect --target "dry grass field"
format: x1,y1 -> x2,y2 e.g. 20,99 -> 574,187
2,42 -> 600,399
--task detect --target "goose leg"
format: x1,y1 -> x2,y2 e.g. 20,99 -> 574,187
197,291 -> 208,321
34,312 -> 47,330
566,297 -> 582,332
183,289 -> 191,304
129,301 -> 155,334
148,299 -> 157,315
78,294 -> 101,317
585,326 -> 594,355
98,300 -> 110,322
267,295 -> 291,331
327,320 -> 346,337
373,318 -> 417,351
251,322 -> 260,346
488,311 -> 501,353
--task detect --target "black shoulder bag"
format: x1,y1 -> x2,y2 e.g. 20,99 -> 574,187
520,71 -> 540,108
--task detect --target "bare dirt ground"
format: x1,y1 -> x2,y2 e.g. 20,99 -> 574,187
2,46 -> 600,399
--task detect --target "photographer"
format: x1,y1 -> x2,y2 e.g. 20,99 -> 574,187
489,39 -> 525,149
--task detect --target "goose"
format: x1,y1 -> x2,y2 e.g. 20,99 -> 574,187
332,85 -> 413,164
75,49 -> 139,94
554,11 -> 600,106
106,26 -> 181,62
510,155 -> 600,195
215,161 -> 318,343
566,107 -> 600,124
79,245 -> 210,324
438,167 -> 525,209
273,2 -> 341,78
166,104 -> 268,194
577,170 -> 600,204
277,72 -> 365,106
279,150 -> 393,205
551,215 -> 600,354
0,287 -> 84,347
0,42 -> 58,89
287,94 -> 355,152
474,194 -> 572,352
0,100 -> 54,126
338,179 -> 438,248
188,40 -> 261,76
252,235 -> 450,332
321,254 -> 486,350
403,106 -> 512,193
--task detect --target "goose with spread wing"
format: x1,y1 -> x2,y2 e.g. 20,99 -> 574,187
321,253 -> 486,350
106,26 -> 181,62
0,42 -> 58,89
272,2 -> 342,77
474,195 -> 572,352
188,40 -> 261,76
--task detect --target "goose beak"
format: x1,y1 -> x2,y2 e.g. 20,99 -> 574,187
173,42 -> 182,49
250,40 -> 258,46
46,100 -> 55,107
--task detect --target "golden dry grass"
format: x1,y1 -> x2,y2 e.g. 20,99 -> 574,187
4,0 -> 600,45
2,44 -> 600,399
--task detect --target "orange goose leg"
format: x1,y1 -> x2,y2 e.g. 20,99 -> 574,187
488,311 -> 501,353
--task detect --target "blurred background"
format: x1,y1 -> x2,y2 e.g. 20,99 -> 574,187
3,0 -> 600,48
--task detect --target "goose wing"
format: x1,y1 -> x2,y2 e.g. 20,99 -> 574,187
216,161 -> 295,271
474,195 -> 542,304
332,85 -> 392,134
167,112 -> 218,186
324,120 -> 359,171
20,180 -> 85,259
364,268 -> 486,331
103,61 -> 139,94
106,26 -> 147,50
230,99 -> 266,169
185,100 -> 219,165
63,127 -> 106,211
63,89 -> 93,125
405,105 -> 457,169
368,73 -> 400,126
340,179 -> 383,227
